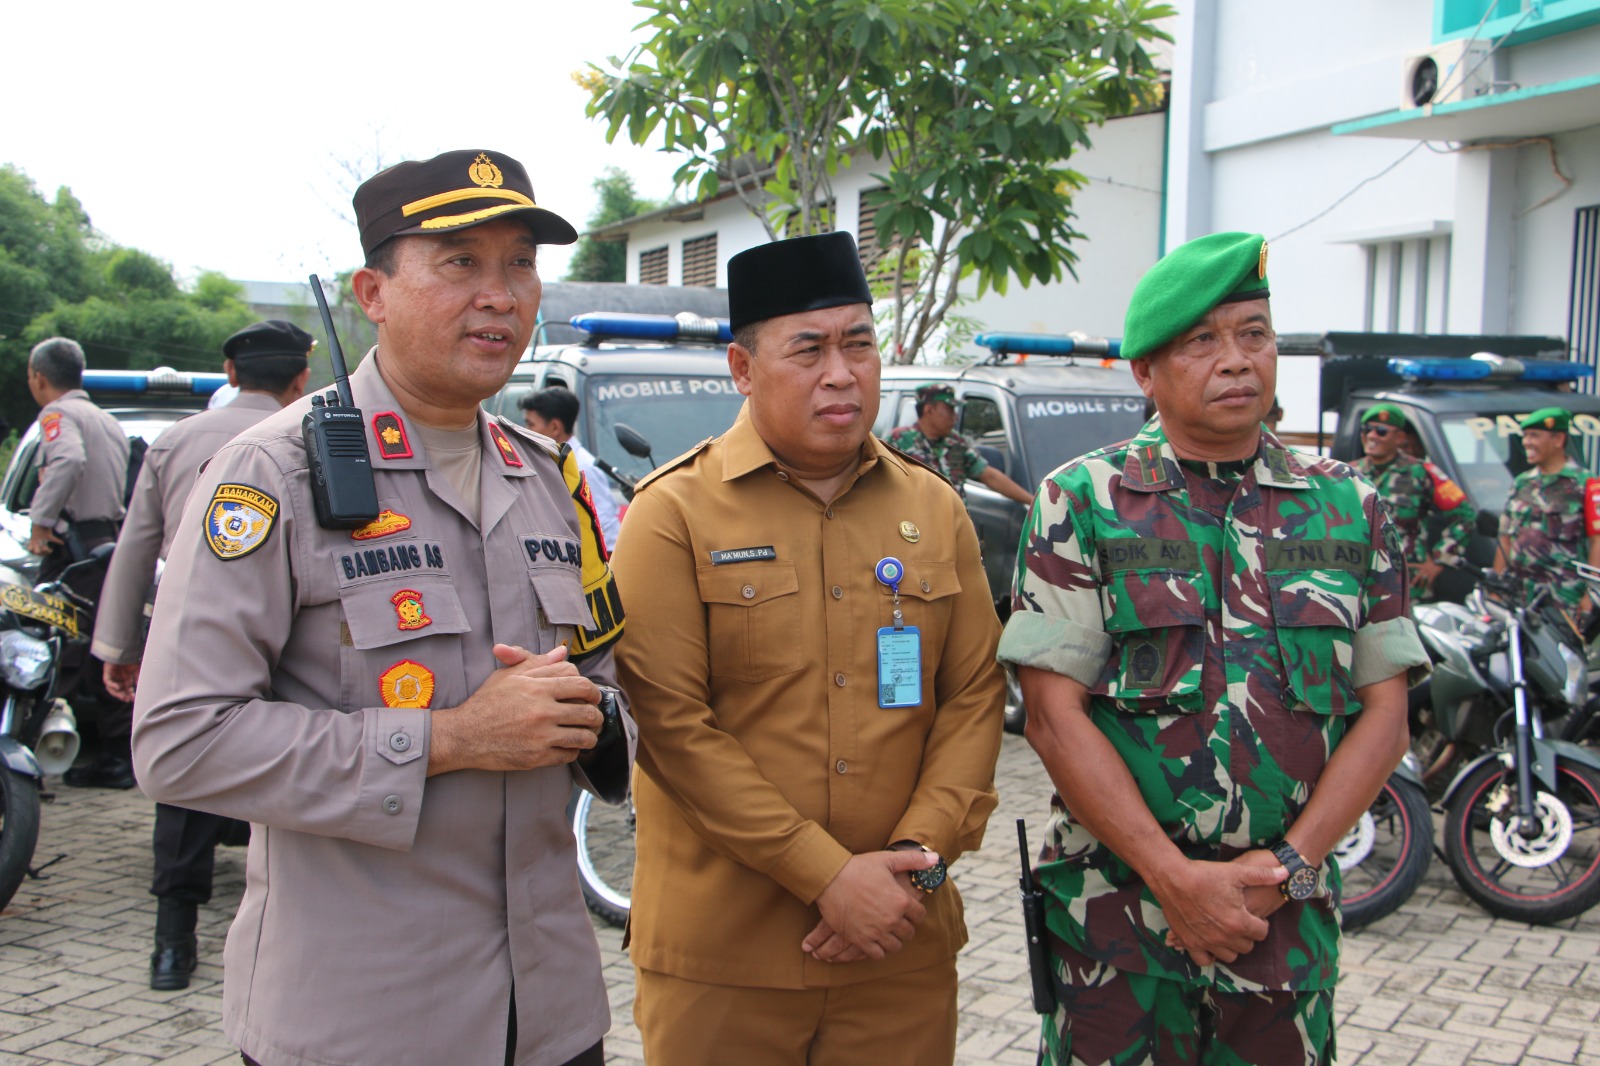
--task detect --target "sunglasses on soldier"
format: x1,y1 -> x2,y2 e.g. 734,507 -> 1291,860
1362,423 -> 1396,437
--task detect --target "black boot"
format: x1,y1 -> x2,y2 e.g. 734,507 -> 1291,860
150,898 -> 198,991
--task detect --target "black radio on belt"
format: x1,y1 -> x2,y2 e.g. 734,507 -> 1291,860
304,274 -> 379,529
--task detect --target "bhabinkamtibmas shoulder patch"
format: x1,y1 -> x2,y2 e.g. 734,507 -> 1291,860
205,483 -> 279,560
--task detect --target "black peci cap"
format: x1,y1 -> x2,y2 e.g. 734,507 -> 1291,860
353,149 -> 577,258
727,232 -> 874,333
223,320 -> 315,361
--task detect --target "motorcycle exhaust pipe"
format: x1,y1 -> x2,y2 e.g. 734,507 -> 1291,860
34,699 -> 81,777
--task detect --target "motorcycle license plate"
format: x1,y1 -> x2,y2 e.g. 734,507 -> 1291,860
0,584 -> 87,637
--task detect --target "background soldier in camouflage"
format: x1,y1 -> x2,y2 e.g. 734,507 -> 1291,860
998,232 -> 1428,1066
1352,402 -> 1475,597
888,383 -> 1034,504
1497,406 -> 1600,610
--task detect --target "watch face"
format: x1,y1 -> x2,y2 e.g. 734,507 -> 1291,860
1285,866 -> 1318,901
911,862 -> 947,893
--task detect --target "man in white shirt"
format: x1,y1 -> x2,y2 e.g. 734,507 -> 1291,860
520,386 -> 622,549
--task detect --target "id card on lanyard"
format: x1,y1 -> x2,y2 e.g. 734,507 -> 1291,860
874,557 -> 922,708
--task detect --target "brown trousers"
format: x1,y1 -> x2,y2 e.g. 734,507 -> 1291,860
635,958 -> 958,1066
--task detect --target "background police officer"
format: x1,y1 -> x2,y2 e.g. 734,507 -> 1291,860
519,385 -> 621,548
888,383 -> 1034,504
91,319 -> 313,991
999,233 -> 1427,1065
1497,406 -> 1600,612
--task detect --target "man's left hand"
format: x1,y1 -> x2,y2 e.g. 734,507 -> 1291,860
1412,559 -> 1443,591
27,525 -> 61,556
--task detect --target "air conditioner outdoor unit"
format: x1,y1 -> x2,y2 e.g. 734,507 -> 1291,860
1400,39 -> 1492,110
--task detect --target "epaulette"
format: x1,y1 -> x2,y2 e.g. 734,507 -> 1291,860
883,440 -> 954,488
633,436 -> 716,494
495,415 -> 561,463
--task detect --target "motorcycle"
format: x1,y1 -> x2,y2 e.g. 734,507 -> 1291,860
0,554 -> 103,910
1415,569 -> 1600,923
568,785 -> 634,928
1331,755 -> 1434,931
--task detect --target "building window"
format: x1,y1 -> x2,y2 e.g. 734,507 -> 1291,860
1363,236 -> 1451,333
858,187 -> 887,273
1571,203 -> 1600,395
639,246 -> 668,286
681,234 -> 717,287
783,200 -> 836,239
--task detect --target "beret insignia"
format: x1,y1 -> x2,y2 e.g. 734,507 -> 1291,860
372,411 -> 413,460
204,484 -> 278,561
379,659 -> 434,708
1546,417 -> 1556,428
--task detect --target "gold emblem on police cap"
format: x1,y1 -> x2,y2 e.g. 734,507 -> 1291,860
469,153 -> 504,189
1258,241 -> 1269,280
899,521 -> 920,543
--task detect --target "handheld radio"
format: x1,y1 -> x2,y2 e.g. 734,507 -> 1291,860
303,274 -> 379,529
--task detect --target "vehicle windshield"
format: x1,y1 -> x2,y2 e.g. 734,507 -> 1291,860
1012,393 -> 1148,482
1436,411 -> 1600,512
583,374 -> 746,480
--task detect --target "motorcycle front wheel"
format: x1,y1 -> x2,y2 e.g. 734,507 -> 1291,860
0,763 -> 42,911
567,786 -> 634,928
1443,760 -> 1600,924
1335,773 -> 1434,931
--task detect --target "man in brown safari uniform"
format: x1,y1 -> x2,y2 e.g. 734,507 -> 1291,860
132,149 -> 635,1066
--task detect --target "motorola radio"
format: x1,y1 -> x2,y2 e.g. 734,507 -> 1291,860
304,274 -> 379,529
1017,819 -> 1057,1014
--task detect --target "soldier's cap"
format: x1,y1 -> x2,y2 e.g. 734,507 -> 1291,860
353,149 -> 577,258
1520,406 -> 1573,433
727,232 -> 873,334
1361,402 -> 1410,431
222,320 -> 315,361
1120,232 -> 1271,361
916,383 -> 960,408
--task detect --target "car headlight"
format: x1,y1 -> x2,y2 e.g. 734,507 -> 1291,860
0,629 -> 53,691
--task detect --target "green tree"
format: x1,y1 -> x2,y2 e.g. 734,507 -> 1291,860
564,167 -> 660,282
584,0 -> 1170,363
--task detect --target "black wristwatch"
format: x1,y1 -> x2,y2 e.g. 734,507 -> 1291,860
908,846 -> 947,894
1270,841 -> 1318,901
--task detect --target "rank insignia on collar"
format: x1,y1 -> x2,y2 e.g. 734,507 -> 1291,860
390,588 -> 432,631
899,521 -> 920,543
204,483 -> 278,561
379,659 -> 434,708
351,509 -> 412,541
489,423 -> 523,467
372,411 -> 413,460
41,413 -> 61,442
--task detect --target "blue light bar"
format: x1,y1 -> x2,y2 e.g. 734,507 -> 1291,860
975,332 -> 1121,358
1387,358 -> 1491,381
1517,361 -> 1595,383
82,369 -> 227,396
570,312 -> 733,344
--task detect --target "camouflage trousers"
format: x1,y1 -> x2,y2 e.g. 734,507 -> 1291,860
1038,946 -> 1335,1066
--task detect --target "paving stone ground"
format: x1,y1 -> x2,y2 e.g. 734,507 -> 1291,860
2,733 -> 1597,1064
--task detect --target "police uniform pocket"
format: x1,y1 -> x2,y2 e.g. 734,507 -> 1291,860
529,570 -> 593,654
1096,570 -> 1204,711
696,563 -> 803,683
1267,568 -> 1361,716
336,576 -> 470,712
338,574 -> 471,650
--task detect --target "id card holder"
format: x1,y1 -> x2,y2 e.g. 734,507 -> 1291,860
877,625 -> 922,708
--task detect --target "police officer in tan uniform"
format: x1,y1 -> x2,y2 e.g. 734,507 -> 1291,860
26,336 -> 134,787
612,232 -> 1004,1065
91,319 -> 313,992
131,149 -> 635,1066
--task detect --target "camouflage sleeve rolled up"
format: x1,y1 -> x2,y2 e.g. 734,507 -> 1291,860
997,469 -> 1111,685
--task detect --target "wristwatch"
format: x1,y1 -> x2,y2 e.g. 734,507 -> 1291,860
908,845 -> 947,894
1270,841 -> 1319,901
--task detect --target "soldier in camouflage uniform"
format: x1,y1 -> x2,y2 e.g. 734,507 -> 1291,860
1498,406 -> 1600,610
1351,402 -> 1476,597
888,384 -> 1035,504
998,232 -> 1428,1066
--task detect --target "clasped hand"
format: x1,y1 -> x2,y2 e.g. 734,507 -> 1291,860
1157,850 -> 1287,966
428,644 -> 603,775
800,849 -> 942,963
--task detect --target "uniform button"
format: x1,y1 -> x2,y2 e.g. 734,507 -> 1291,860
776,471 -> 790,481
825,508 -> 834,519
389,732 -> 410,752
834,673 -> 846,687
831,585 -> 843,599
836,759 -> 848,774
742,584 -> 756,599
382,794 -> 403,814
920,579 -> 931,593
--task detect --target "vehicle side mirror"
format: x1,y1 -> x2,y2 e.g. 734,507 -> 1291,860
615,423 -> 655,461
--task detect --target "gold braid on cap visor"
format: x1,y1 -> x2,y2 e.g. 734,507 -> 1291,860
401,187 -> 537,230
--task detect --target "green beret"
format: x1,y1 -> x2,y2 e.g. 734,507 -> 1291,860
1520,407 -> 1572,433
1121,232 -> 1271,360
916,383 -> 959,407
1362,403 -> 1410,431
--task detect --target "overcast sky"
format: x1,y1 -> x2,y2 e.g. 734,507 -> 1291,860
2,0 -> 685,287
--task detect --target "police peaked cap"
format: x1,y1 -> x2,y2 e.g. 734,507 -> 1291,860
1520,406 -> 1574,433
223,320 -> 315,361
1120,232 -> 1271,361
354,149 -> 577,258
727,232 -> 874,333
